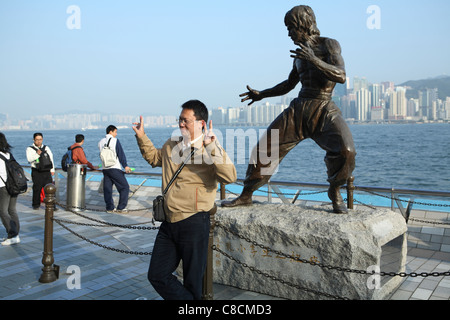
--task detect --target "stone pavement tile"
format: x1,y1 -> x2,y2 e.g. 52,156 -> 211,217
389,289 -> 412,300
396,279 -> 420,292
418,278 -> 440,291
411,288 -> 433,300
432,286 -> 450,299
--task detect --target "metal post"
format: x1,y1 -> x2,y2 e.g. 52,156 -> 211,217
202,204 -> 217,300
39,183 -> 59,283
220,182 -> 225,200
346,176 -> 355,210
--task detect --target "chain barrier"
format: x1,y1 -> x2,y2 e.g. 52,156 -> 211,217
356,190 -> 450,225
48,180 -> 449,299
51,200 -> 158,255
56,202 -> 158,229
214,222 -> 450,279
54,218 -> 153,256
361,189 -> 450,208
212,245 -> 349,300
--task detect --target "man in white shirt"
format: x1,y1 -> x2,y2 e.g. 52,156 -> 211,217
98,125 -> 131,213
26,133 -> 55,210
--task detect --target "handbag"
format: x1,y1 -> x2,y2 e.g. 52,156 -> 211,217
153,148 -> 197,222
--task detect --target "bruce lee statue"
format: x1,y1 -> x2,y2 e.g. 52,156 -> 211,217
221,5 -> 356,213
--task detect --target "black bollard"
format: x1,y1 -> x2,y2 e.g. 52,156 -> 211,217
39,183 -> 59,283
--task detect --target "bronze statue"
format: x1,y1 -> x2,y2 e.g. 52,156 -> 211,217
222,5 -> 356,213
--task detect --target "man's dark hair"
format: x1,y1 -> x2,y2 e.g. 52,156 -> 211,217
0,132 -> 12,153
106,125 -> 117,134
181,100 -> 208,122
75,134 -> 85,143
33,132 -> 43,139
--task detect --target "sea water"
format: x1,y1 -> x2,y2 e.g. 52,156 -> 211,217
3,123 -> 449,192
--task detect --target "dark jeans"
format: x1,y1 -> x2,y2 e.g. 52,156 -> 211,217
31,168 -> 52,208
0,187 -> 19,238
102,169 -> 129,210
148,212 -> 210,300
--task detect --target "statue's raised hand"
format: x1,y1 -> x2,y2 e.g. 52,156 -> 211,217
239,85 -> 262,106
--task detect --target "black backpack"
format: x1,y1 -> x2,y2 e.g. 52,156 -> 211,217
0,153 -> 28,196
31,145 -> 53,172
61,146 -> 82,172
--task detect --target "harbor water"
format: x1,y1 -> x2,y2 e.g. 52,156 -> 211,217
3,122 -> 449,192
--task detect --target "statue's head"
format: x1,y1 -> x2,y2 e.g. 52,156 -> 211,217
284,5 -> 320,39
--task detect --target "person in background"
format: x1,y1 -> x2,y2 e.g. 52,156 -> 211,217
0,132 -> 21,246
98,125 -> 131,213
26,133 -> 55,210
70,134 -> 99,170
133,100 -> 237,300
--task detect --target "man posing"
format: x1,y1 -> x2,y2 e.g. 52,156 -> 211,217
222,5 -> 356,213
98,125 -> 131,213
133,100 -> 236,300
26,133 -> 55,210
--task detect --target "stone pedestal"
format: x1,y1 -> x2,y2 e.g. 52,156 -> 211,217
213,203 -> 407,300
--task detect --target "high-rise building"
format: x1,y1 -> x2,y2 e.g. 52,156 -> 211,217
356,88 -> 371,121
370,83 -> 382,108
395,87 -> 407,119
353,76 -> 368,92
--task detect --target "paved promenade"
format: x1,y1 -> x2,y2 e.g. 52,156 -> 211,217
0,179 -> 449,301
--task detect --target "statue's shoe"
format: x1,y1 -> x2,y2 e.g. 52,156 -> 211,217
221,194 -> 253,208
328,187 -> 348,214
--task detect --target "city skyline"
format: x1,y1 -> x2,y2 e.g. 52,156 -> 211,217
1,74 -> 449,131
1,1 -> 450,119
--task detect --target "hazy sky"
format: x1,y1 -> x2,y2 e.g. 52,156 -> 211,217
1,0 -> 449,118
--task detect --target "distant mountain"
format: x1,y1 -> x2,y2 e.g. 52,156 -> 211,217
400,75 -> 450,100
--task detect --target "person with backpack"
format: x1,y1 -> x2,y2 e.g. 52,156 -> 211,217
98,125 -> 131,213
0,132 -> 21,246
67,134 -> 98,171
26,132 -> 55,210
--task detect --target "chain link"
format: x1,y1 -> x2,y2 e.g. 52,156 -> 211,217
212,245 -> 350,300
56,202 -> 159,230
362,189 -> 450,208
215,222 -> 450,279
54,219 -> 153,256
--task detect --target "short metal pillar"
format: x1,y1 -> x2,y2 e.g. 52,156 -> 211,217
39,183 -> 59,283
220,182 -> 225,200
202,205 -> 217,300
346,176 -> 355,210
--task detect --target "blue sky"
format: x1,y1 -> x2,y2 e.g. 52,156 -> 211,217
1,0 -> 449,118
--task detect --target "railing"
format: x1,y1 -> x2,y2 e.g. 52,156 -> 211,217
22,165 -> 450,216
220,177 -> 450,220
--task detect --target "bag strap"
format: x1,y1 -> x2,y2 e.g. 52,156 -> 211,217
69,146 -> 82,163
162,148 -> 197,195
31,145 -> 45,153
0,153 -> 8,185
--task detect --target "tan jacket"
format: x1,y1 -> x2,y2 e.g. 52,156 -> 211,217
136,134 -> 237,223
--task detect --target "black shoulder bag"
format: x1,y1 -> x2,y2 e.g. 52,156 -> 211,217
153,148 -> 197,222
